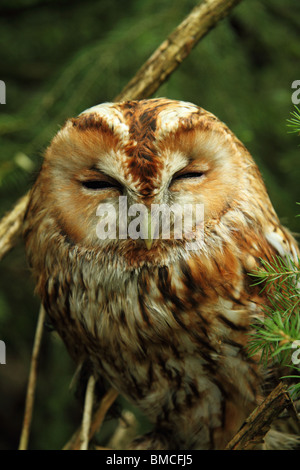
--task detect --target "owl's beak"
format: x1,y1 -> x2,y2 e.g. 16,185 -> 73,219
144,210 -> 153,250
144,238 -> 154,250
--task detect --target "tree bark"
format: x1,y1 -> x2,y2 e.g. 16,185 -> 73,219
0,192 -> 30,261
225,382 -> 299,450
115,0 -> 243,102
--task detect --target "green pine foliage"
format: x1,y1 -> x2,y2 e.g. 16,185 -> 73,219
247,106 -> 300,398
287,105 -> 300,134
247,255 -> 300,397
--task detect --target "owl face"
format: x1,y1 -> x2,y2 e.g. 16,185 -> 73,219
33,98 -> 264,268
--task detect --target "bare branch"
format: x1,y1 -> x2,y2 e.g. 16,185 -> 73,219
63,387 -> 119,450
79,375 -> 96,450
18,305 -> 46,450
225,382 -> 300,450
0,192 -> 30,260
115,0 -> 242,102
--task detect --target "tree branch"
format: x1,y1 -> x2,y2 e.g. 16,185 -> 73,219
0,192 -> 30,260
79,374 -> 96,450
115,0 -> 242,102
63,387 -> 119,450
18,305 -> 46,450
225,382 -> 300,450
0,0 -> 242,261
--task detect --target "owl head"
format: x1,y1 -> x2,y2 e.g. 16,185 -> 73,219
24,98 -> 284,270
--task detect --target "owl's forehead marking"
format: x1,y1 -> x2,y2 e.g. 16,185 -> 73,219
79,102 -> 130,140
118,99 -> 201,141
74,99 -> 202,196
79,99 -> 201,144
155,102 -> 200,139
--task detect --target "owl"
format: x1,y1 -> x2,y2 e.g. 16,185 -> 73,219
23,98 -> 299,450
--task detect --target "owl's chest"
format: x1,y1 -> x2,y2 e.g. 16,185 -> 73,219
72,263 -> 251,377
80,270 -> 258,440
79,264 -> 193,352
46,260 -> 260,441
51,259 -> 253,366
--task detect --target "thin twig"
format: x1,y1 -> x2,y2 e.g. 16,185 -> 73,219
0,0 -> 242,262
89,388 -> 119,439
63,387 -> 119,450
80,375 -> 96,450
18,305 -> 46,450
0,192 -> 30,260
225,382 -> 299,450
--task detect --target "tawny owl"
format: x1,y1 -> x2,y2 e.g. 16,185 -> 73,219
23,98 -> 299,450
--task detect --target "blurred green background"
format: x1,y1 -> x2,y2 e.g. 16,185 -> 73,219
0,0 -> 299,450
